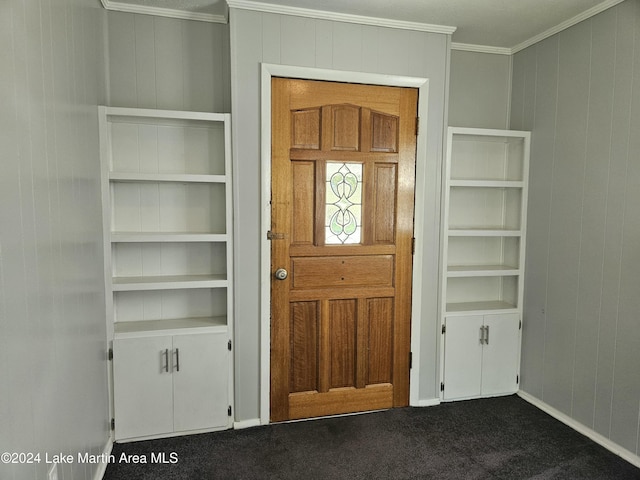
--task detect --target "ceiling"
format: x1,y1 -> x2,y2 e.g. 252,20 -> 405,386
102,0 -> 621,51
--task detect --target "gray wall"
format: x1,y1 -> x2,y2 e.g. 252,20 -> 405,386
511,0 -> 640,456
229,8 -> 450,420
0,1 -> 109,479
107,11 -> 231,112
449,50 -> 511,129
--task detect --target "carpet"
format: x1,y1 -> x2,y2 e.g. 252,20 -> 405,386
103,395 -> 640,479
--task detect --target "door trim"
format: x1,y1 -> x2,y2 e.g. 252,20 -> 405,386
260,63 -> 430,424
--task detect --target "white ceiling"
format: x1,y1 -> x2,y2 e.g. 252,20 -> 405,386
102,0 -> 621,50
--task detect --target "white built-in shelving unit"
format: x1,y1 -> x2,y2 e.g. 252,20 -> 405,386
99,106 -> 233,441
440,127 -> 530,401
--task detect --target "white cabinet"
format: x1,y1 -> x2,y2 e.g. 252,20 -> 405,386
99,107 -> 234,441
443,314 -> 520,400
113,332 -> 230,441
440,127 -> 529,401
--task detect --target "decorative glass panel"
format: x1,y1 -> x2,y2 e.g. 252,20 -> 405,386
325,163 -> 363,244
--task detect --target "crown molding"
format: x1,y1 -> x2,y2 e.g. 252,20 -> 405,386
453,0 -> 624,56
226,0 -> 456,34
99,0 -> 622,53
451,42 -> 512,55
511,0 -> 625,53
100,0 -> 228,23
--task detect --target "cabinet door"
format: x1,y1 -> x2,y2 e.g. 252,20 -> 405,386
481,313 -> 519,396
113,336 -> 174,440
172,332 -> 230,432
443,315 -> 484,400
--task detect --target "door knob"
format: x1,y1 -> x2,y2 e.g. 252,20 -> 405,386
275,268 -> 288,280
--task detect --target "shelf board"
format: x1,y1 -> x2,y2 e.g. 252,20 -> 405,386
105,106 -> 227,123
448,227 -> 522,237
449,126 -> 530,140
112,274 -> 227,291
447,265 -> 520,277
114,316 -> 228,338
109,172 -> 226,183
449,179 -> 524,188
111,232 -> 227,243
446,300 -> 518,315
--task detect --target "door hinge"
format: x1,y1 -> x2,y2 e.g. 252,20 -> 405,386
409,352 -> 413,369
411,237 -> 416,255
228,405 -> 232,417
415,117 -> 420,136
440,382 -> 445,392
108,348 -> 113,361
517,375 -> 520,384
267,230 -> 285,240
441,325 -> 446,334
228,340 -> 232,351
519,320 -> 522,330
111,418 -> 115,431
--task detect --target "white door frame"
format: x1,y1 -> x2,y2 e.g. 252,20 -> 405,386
260,63 -> 430,424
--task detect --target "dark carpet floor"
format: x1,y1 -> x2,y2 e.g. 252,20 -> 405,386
103,395 -> 640,479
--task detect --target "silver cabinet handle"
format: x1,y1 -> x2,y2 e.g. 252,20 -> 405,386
480,326 -> 485,344
485,325 -> 490,345
175,348 -> 180,372
164,348 -> 169,373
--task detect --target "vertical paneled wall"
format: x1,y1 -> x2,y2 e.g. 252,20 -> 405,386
512,0 -> 640,457
230,8 -> 450,420
449,50 -> 512,129
0,1 -> 109,479
107,11 -> 231,112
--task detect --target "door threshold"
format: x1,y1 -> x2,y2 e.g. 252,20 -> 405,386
273,409 -> 389,425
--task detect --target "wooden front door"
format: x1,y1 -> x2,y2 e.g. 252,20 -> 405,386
270,78 -> 418,422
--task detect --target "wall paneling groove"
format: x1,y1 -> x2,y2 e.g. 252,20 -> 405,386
511,0 -> 640,457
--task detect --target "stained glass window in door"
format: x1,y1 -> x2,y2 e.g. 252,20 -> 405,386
325,162 -> 362,244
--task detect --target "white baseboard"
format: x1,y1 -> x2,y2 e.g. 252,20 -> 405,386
413,398 -> 441,407
517,390 -> 640,469
93,436 -> 114,480
234,418 -> 261,430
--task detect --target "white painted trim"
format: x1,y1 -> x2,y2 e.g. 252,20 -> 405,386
511,0 -> 626,53
234,418 -> 261,430
506,54 -> 513,130
518,391 -> 640,469
100,0 -> 621,53
100,0 -> 227,23
455,0 -> 625,55
451,43 -> 512,56
260,64 -> 430,425
93,437 -> 113,480
104,106 -> 228,122
414,398 -> 441,407
227,0 -> 456,34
